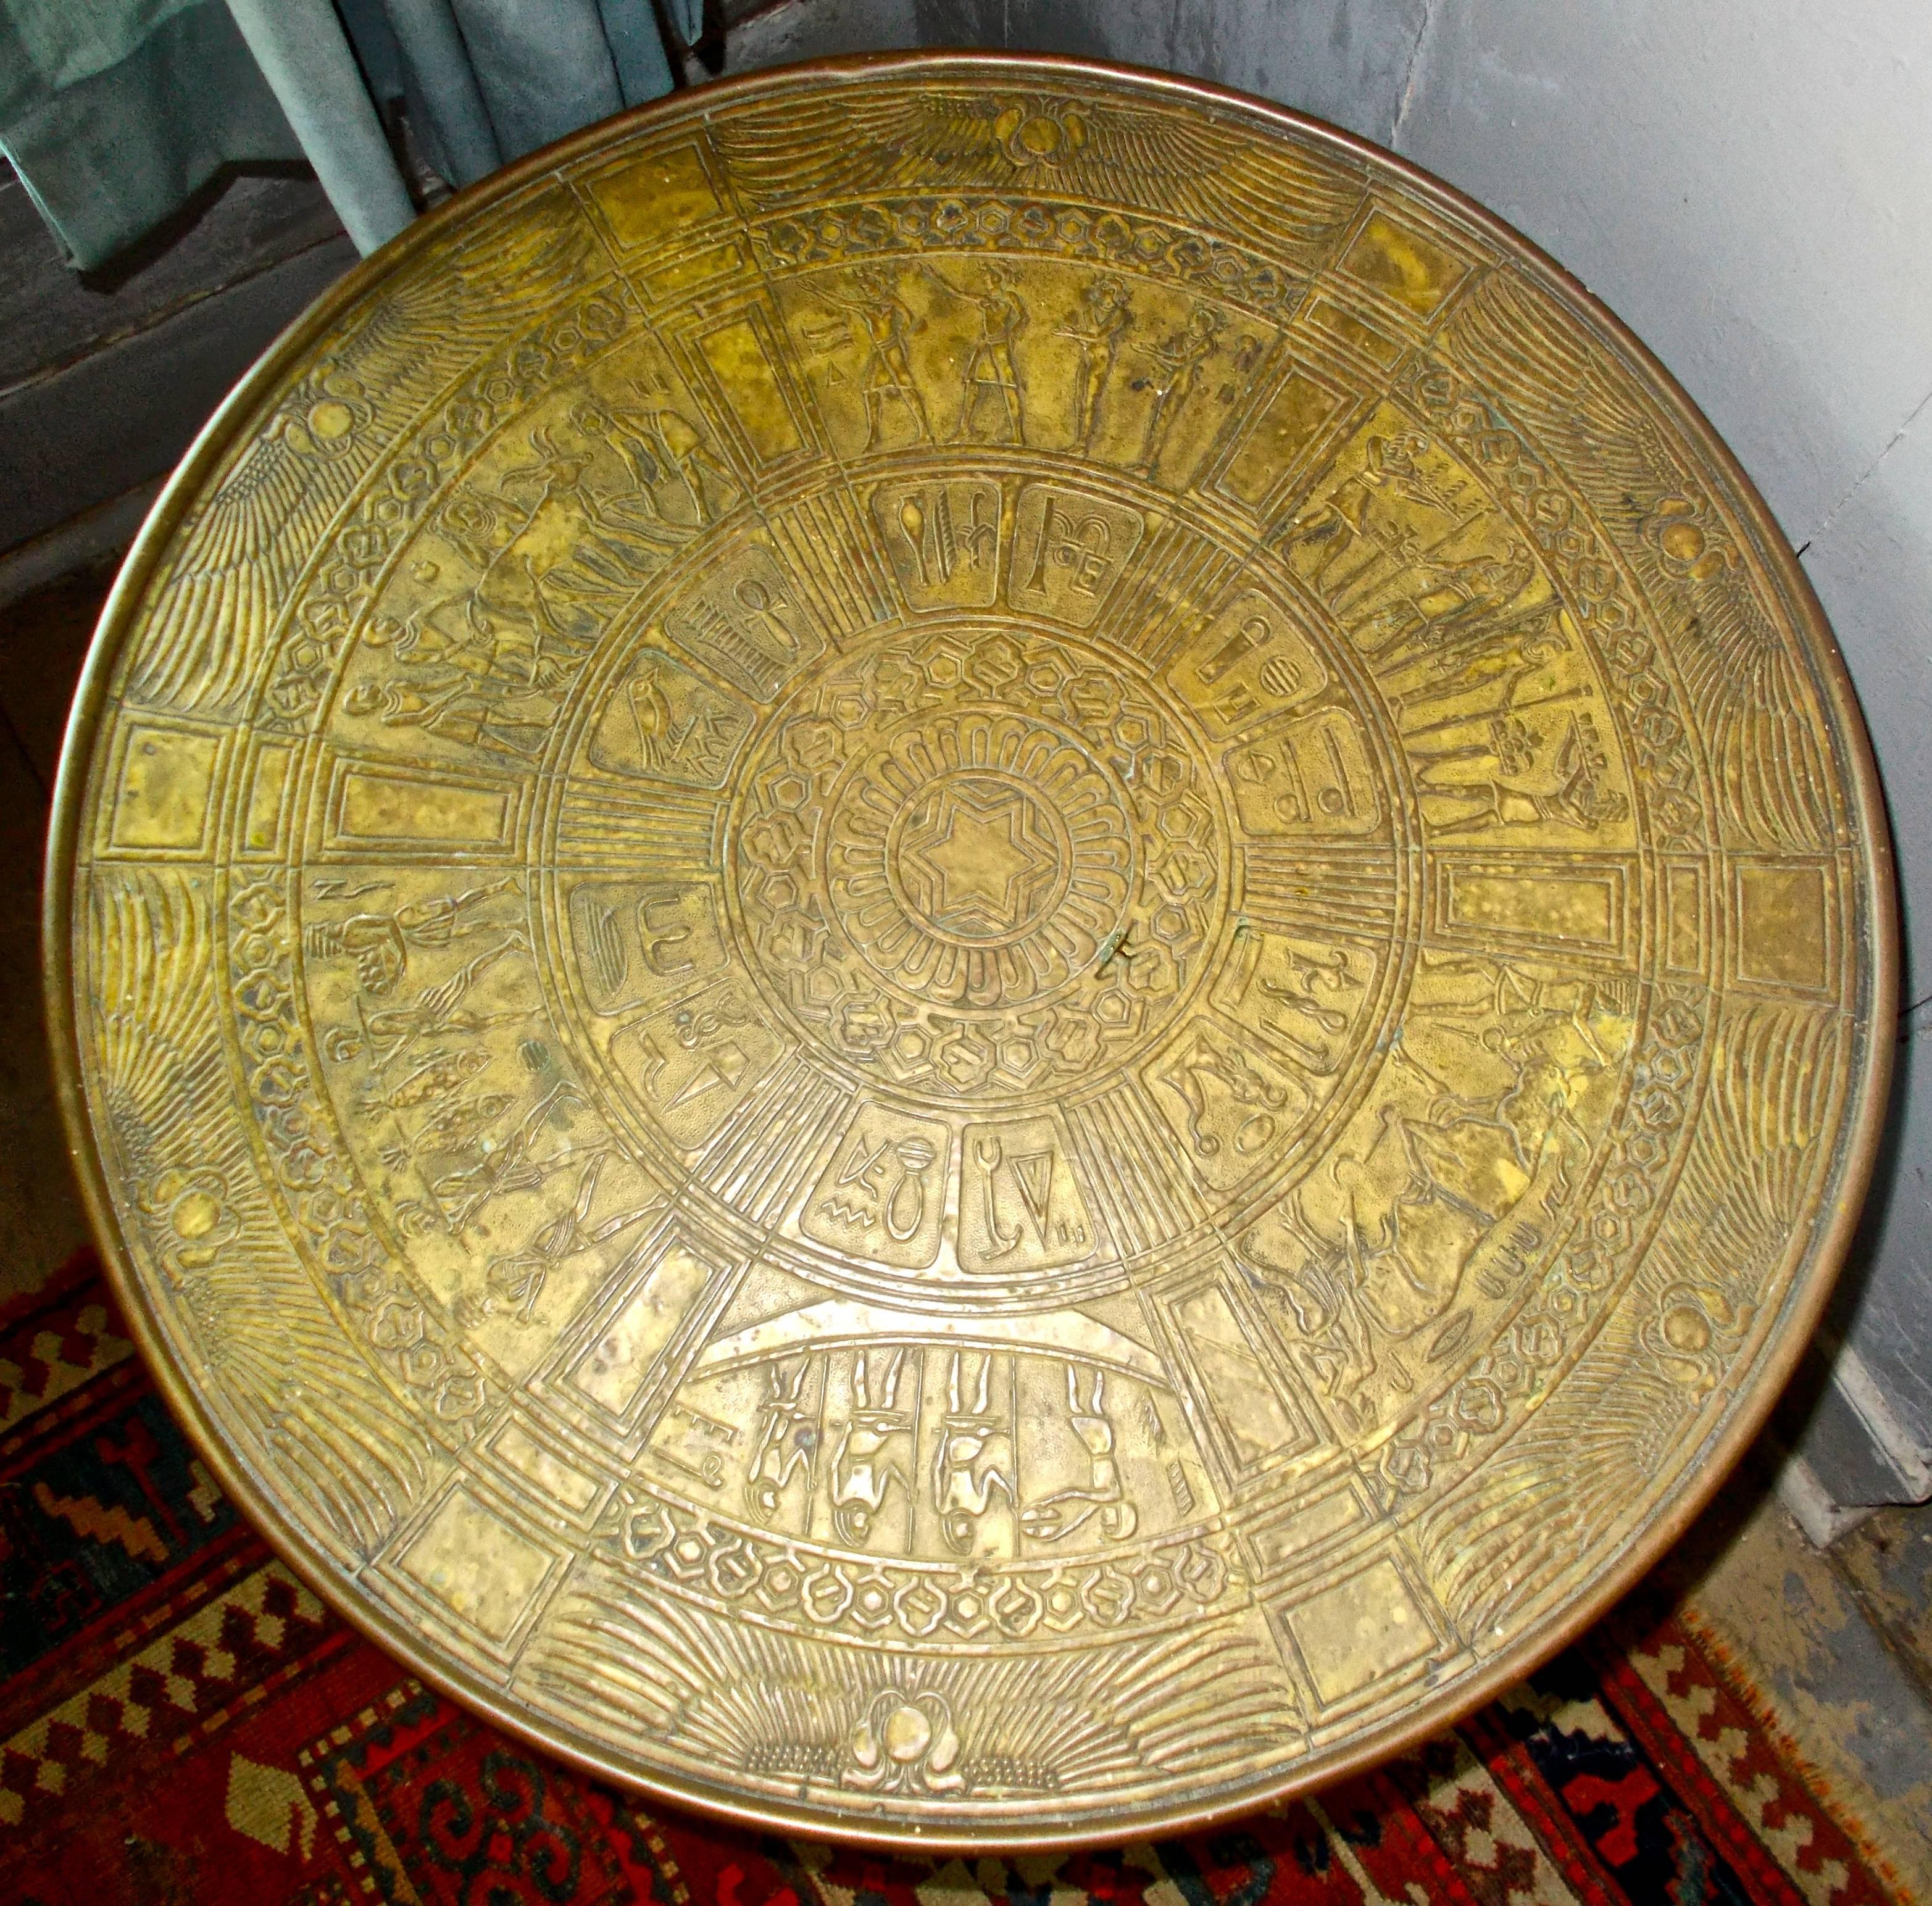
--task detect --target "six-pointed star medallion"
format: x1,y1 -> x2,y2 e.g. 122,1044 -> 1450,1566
897,775 -> 1064,938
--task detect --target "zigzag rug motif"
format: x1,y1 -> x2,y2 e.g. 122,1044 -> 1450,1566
0,1253 -> 1908,1905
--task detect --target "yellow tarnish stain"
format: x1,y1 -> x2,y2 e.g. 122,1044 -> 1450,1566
699,317 -> 804,458
1337,209 -> 1468,317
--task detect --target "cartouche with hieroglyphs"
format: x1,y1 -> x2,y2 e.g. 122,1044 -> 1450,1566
52,57 -> 1891,1846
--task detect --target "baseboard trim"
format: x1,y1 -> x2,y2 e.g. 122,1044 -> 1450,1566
1828,1338 -> 1932,1498
1775,1446 -> 1879,1548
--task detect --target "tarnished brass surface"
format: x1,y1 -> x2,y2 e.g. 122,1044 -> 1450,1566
48,54 -> 1895,1847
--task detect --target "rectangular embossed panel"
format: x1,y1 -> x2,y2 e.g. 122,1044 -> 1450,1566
106,722 -> 224,854
607,984 -> 786,1150
394,1489 -> 560,1646
1227,711 -> 1382,836
1334,209 -> 1470,319
1302,297 -> 1408,367
956,1114 -> 1097,1276
581,142 -> 723,248
1164,586 -> 1330,738
871,476 -> 1004,609
664,544 -> 824,700
489,1422 -> 605,1519
1166,1283 -> 1317,1484
1220,371 -> 1344,506
588,647 -> 752,786
567,879 -> 728,1016
1665,860 -> 1706,973
568,1241 -> 717,1421
802,1102 -> 952,1271
643,239 -> 749,300
1008,484 -> 1144,626
239,741 -> 294,856
1244,1483 -> 1371,1579
1733,860 -> 1833,994
1432,856 -> 1633,962
697,315 -> 804,460
1273,1555 -> 1440,1708
324,762 -> 521,852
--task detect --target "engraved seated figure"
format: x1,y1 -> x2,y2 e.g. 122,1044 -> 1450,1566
1290,1032 -> 1593,1346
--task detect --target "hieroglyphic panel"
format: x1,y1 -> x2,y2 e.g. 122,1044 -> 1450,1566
57,57 -> 1889,1848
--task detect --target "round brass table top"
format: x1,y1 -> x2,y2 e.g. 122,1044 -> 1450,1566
48,52 -> 1896,1847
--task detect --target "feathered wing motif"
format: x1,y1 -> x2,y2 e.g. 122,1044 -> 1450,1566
1439,270 -> 1683,509
526,1577 -> 1288,1799
85,869 -> 439,1557
1413,1349 -> 1687,1645
129,373 -> 373,715
1415,1001 -> 1840,1641
1673,586 -> 1835,847
130,189 -> 609,718
89,868 -> 230,1186
1672,1001 -> 1840,1289
710,89 -> 1364,262
1441,270 -> 1835,849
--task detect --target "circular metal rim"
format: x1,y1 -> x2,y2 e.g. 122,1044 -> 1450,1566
42,48 -> 1901,1853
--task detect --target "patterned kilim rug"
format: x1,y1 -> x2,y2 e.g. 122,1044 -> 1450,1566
2,1251 -> 1909,1906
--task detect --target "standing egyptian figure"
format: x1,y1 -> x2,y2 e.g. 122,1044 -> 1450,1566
1137,304 -> 1225,476
1020,1363 -> 1139,1542
949,262 -> 1029,442
821,267 -> 932,448
1057,273 -> 1131,455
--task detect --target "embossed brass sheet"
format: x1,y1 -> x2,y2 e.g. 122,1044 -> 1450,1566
51,54 -> 1895,1847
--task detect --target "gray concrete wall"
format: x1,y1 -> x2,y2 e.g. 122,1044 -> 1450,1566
704,0 -> 1932,1509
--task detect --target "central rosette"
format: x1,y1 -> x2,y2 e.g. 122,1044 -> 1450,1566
836,718 -> 1131,1008
727,626 -> 1228,1104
